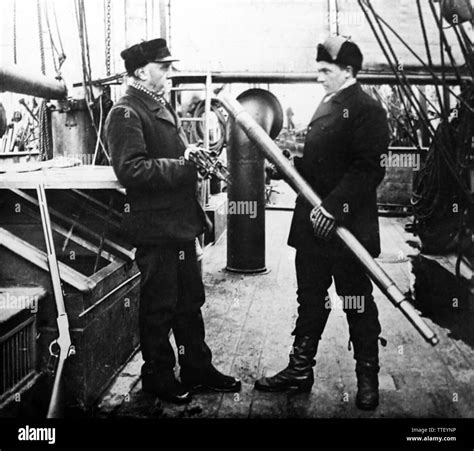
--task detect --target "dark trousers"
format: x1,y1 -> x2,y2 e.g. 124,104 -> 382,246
135,241 -> 212,377
293,249 -> 381,363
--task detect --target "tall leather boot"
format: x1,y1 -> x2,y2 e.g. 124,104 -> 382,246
355,359 -> 379,410
345,292 -> 382,411
254,336 -> 318,392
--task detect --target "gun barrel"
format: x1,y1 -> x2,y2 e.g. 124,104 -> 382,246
0,64 -> 67,99
218,93 -> 438,346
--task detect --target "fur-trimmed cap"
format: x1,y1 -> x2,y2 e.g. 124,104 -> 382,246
316,36 -> 363,71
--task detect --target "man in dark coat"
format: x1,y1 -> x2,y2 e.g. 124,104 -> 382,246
255,36 -> 389,410
105,38 -> 240,404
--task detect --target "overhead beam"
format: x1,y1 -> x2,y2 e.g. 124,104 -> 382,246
171,71 -> 470,86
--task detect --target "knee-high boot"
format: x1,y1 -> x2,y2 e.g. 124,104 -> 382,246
355,357 -> 379,410
254,336 -> 318,392
348,315 -> 381,410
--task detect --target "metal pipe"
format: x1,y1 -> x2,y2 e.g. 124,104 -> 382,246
0,64 -> 67,99
170,71 -> 469,86
218,93 -> 439,346
226,89 -> 283,273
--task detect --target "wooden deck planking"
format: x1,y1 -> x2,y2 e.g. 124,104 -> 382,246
377,217 -> 473,418
97,212 -> 474,419
374,230 -> 447,418
247,212 -> 300,418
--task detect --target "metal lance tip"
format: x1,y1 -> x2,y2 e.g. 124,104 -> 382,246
396,296 -> 439,346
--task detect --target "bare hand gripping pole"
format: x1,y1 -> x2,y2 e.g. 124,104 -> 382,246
37,183 -> 76,418
218,93 -> 439,346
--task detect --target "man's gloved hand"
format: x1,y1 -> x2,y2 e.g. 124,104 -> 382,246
310,205 -> 336,240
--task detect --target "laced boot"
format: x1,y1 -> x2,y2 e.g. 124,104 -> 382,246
254,336 -> 318,392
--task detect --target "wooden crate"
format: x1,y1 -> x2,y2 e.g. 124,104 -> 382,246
0,189 -> 141,411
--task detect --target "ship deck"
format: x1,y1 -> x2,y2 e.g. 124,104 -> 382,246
95,210 -> 474,419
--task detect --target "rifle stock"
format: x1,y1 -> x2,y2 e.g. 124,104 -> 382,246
218,93 -> 438,346
47,353 -> 66,418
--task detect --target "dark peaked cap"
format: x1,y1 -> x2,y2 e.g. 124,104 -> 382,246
121,38 -> 179,74
316,36 -> 363,71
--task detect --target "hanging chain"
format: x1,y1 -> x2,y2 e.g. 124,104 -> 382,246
13,0 -> 17,64
105,0 -> 112,76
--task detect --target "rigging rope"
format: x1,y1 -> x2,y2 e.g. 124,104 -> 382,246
44,0 -> 66,78
412,78 -> 474,252
37,0 -> 46,75
361,0 -> 472,113
360,0 -> 474,254
74,0 -> 111,164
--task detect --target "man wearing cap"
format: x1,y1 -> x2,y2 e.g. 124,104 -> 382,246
105,38 -> 240,404
255,36 -> 389,410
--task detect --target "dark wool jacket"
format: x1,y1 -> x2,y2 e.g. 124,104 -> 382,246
288,83 -> 389,257
105,85 -> 207,245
